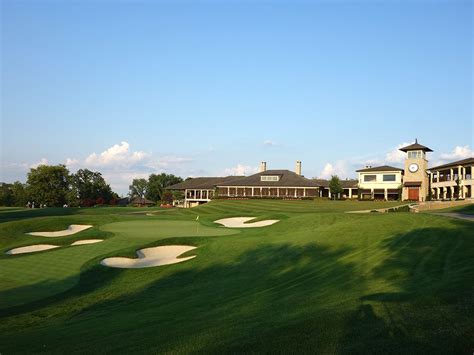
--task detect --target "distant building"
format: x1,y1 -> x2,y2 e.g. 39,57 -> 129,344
167,140 -> 473,207
168,161 -> 322,207
430,158 -> 474,200
356,165 -> 403,200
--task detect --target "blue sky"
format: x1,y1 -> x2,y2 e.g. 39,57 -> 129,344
1,0 -> 472,194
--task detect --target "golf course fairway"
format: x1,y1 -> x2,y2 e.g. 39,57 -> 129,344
0,200 -> 472,353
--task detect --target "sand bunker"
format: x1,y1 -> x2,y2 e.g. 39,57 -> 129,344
6,244 -> 60,255
214,217 -> 279,228
27,224 -> 93,237
101,245 -> 197,269
71,239 -> 104,246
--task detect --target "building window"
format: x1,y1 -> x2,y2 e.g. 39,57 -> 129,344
261,176 -> 280,182
383,174 -> 396,182
364,175 -> 376,182
408,151 -> 422,159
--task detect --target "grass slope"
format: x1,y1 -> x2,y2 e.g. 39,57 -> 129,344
0,200 -> 473,354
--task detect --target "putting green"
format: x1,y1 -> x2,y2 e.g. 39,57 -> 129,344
0,220 -> 238,309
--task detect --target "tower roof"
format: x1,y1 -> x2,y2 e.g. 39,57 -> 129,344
399,139 -> 433,152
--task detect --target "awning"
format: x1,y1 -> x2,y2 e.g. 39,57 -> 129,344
404,181 -> 422,187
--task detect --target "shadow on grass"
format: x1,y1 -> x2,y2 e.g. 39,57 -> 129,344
0,264 -> 124,317
1,224 -> 473,353
0,208 -> 77,223
353,223 -> 474,354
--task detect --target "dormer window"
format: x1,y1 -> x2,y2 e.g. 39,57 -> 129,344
261,175 -> 280,182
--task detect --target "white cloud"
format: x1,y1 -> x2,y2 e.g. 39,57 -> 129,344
439,145 -> 473,161
84,141 -> 148,167
224,164 -> 257,176
385,142 -> 413,163
30,158 -> 49,168
59,141 -> 195,195
263,140 -> 278,146
318,161 -> 349,179
65,158 -> 79,167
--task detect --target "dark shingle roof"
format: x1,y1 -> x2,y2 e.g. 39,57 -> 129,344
312,179 -> 358,188
166,176 -> 245,190
217,170 -> 320,187
356,165 -> 403,173
312,179 -> 329,188
399,140 -> 433,152
430,157 -> 474,171
341,179 -> 359,188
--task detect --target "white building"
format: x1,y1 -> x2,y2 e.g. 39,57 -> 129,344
356,165 -> 403,200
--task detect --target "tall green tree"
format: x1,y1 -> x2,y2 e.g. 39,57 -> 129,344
129,178 -> 148,199
26,165 -> 71,207
146,173 -> 183,202
0,183 -> 15,206
329,175 -> 343,200
71,169 -> 115,206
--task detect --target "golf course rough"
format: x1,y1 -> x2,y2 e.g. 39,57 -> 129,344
0,200 -> 473,354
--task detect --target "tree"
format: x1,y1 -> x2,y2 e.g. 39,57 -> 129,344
26,165 -> 71,207
129,178 -> 148,199
146,173 -> 183,202
329,175 -> 343,200
0,183 -> 14,206
0,181 -> 28,207
71,169 -> 115,206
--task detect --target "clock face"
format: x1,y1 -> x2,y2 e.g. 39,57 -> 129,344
409,163 -> 419,173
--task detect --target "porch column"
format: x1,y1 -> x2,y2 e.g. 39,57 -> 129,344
328,190 -> 332,199
349,188 -> 352,199
294,189 -> 297,198
277,188 -> 280,197
443,187 -> 447,199
450,168 -> 454,181
384,189 -> 388,201
303,188 -> 306,197
371,188 -> 374,199
252,187 -> 254,196
227,187 -> 230,196
436,171 -> 440,183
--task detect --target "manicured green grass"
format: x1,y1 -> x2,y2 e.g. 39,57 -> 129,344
430,203 -> 474,215
0,199 -> 472,353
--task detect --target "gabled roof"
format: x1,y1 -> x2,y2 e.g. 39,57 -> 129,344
167,176 -> 245,190
130,197 -> 155,205
217,170 -> 320,187
356,165 -> 403,173
399,139 -> 433,152
430,157 -> 474,171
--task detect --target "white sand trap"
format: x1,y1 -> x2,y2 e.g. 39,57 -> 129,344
27,224 -> 93,237
71,239 -> 104,246
6,244 -> 60,255
214,217 -> 279,228
101,245 -> 197,269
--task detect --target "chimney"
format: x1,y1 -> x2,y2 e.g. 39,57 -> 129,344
296,161 -> 302,176
259,161 -> 267,172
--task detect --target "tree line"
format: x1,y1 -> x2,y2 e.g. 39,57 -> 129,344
0,164 -> 184,207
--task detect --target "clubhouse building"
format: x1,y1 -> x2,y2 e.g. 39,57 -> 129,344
168,140 -> 473,207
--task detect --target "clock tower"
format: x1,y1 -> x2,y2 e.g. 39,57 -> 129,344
399,139 -> 433,201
